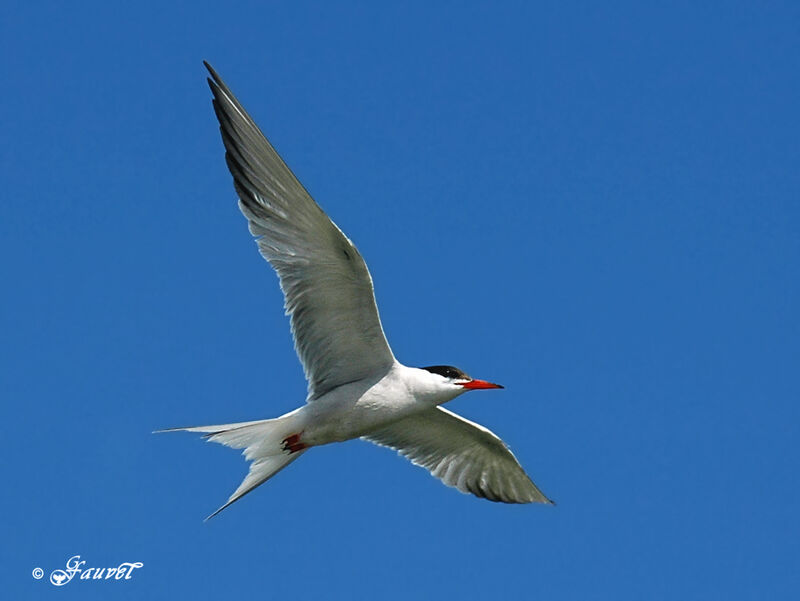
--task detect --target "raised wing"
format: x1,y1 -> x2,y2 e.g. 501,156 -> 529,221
363,407 -> 553,504
205,62 -> 395,399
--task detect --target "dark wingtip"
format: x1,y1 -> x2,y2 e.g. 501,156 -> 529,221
203,60 -> 216,77
203,61 -> 224,93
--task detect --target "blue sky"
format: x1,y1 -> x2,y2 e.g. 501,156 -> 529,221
2,1 -> 798,599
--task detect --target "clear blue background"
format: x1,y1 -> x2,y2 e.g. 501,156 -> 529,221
2,1 -> 798,599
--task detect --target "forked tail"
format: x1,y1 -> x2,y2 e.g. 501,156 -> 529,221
157,409 -> 307,519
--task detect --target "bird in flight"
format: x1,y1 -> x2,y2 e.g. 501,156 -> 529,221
161,62 -> 553,519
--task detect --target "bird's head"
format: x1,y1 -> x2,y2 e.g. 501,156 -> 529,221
419,365 -> 503,402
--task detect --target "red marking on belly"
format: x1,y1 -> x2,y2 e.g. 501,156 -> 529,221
281,432 -> 307,454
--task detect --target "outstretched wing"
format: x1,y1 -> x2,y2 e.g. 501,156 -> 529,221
363,407 -> 553,504
205,62 -> 395,399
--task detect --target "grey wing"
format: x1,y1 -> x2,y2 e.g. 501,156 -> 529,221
363,407 -> 553,504
205,62 -> 395,399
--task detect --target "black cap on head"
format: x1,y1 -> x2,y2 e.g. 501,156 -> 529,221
421,365 -> 469,380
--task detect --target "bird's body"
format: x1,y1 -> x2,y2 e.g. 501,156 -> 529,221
161,63 -> 553,518
293,364 -> 436,445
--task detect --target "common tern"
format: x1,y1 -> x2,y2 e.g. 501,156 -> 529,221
162,62 -> 553,518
